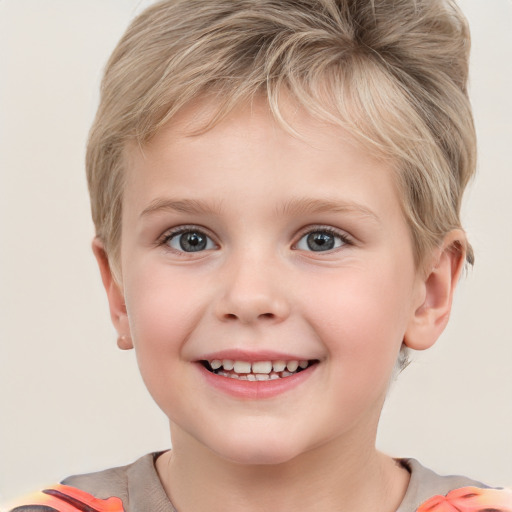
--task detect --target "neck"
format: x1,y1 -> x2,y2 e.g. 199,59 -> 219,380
156,427 -> 409,512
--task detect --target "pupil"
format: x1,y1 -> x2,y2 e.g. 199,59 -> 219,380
180,232 -> 207,252
307,232 -> 335,251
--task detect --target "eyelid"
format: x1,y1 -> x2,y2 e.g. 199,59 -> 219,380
293,225 -> 354,251
159,225 -> 219,253
156,224 -> 353,254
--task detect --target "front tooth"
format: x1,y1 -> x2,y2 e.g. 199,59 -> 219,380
222,359 -> 234,370
247,374 -> 256,381
255,374 -> 270,381
210,360 -> 222,370
299,360 -> 309,369
272,361 -> 286,372
233,361 -> 251,374
270,373 -> 280,380
252,361 -> 272,374
286,361 -> 299,372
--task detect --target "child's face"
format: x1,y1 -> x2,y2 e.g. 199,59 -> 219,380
113,98 -> 426,465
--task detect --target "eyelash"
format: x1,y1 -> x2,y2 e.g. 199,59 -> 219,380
294,226 -> 353,252
160,225 -> 217,255
159,225 -> 353,254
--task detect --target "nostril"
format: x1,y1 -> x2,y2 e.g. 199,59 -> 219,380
223,312 -> 274,321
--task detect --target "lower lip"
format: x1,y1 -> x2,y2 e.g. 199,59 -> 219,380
197,363 -> 318,399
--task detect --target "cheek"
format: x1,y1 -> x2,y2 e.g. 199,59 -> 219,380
123,264 -> 204,368
122,266 -> 206,417
300,264 -> 413,367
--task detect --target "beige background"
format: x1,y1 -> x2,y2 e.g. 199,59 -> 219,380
0,0 -> 511,507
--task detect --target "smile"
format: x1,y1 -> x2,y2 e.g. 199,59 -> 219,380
201,359 -> 318,380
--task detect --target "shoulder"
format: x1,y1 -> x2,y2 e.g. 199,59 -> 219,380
398,458 -> 512,512
417,486 -> 512,512
7,484 -> 125,512
6,453 -> 169,512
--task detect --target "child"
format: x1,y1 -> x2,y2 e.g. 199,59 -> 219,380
8,0 -> 511,511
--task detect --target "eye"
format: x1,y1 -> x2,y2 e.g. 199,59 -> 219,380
295,229 -> 348,252
164,229 -> 216,253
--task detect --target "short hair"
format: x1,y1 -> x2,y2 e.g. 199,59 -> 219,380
87,0 -> 476,278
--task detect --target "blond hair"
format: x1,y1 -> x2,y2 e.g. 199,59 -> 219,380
87,0 -> 476,277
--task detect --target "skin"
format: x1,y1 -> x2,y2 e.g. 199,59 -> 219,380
94,97 -> 465,512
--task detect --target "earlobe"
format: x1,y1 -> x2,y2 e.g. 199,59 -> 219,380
91,238 -> 133,350
117,333 -> 133,350
404,230 -> 467,351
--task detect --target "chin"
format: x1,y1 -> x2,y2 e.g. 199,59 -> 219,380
209,432 -> 308,467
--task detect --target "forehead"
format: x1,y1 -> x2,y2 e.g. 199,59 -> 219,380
134,91 -> 392,162
122,96 -> 403,224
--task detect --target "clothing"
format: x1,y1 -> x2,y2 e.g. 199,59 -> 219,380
9,452 -> 512,512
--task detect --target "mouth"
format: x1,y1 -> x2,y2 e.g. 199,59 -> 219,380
200,358 -> 319,381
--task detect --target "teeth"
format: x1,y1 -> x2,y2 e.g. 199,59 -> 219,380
272,361 -> 287,372
233,361 -> 251,374
210,360 -> 222,370
252,361 -> 272,374
222,359 -> 234,370
286,361 -> 299,372
207,358 -> 313,379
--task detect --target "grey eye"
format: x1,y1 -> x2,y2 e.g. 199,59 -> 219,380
167,230 -> 215,252
296,231 -> 344,252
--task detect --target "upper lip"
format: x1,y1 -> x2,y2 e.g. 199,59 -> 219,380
196,349 -> 318,362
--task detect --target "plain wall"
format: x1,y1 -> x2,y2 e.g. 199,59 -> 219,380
1,0 -> 511,507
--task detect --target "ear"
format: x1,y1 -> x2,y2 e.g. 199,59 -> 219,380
92,237 -> 133,350
404,230 -> 467,351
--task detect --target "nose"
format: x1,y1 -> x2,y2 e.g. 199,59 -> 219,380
214,254 -> 290,324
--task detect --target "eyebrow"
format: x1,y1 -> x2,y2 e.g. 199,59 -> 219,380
140,198 -> 224,218
140,196 -> 380,223
277,197 -> 380,223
